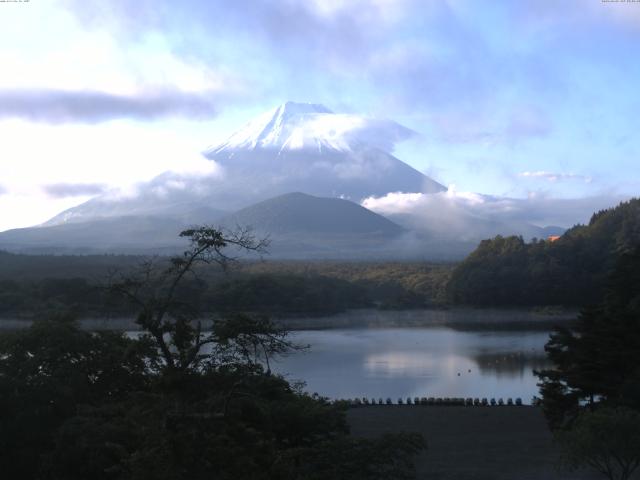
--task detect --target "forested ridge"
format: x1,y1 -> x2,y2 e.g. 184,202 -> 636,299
0,252 -> 453,318
447,198 -> 640,307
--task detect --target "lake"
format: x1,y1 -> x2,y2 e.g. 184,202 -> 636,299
272,327 -> 551,404
0,310 -> 559,405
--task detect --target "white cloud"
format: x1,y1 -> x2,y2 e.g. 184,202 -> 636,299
519,171 -> 593,183
303,114 -> 417,152
0,118 -> 222,231
362,187 -> 487,216
0,2 -> 241,117
0,194 -> 90,232
362,189 -> 631,240
42,183 -> 108,198
0,89 -> 221,123
362,188 -> 516,241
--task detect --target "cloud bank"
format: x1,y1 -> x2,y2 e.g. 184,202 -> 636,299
0,89 -> 219,123
519,171 -> 593,183
42,183 -> 108,198
362,189 -> 632,239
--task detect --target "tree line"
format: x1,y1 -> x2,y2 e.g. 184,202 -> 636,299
0,254 -> 453,318
447,198 -> 640,307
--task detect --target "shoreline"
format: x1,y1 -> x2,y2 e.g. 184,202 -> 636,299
276,307 -> 578,331
0,307 -> 578,331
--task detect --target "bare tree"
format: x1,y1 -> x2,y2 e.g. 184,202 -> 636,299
211,313 -> 306,375
109,225 -> 270,372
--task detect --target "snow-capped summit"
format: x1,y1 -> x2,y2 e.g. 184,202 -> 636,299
199,101 -> 444,200
204,101 -> 416,157
207,102 -> 331,154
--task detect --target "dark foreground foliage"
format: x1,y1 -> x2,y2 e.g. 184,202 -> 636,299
0,316 -> 424,480
448,198 -> 640,307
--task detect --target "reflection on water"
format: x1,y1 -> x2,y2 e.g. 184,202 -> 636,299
364,353 -> 439,378
473,351 -> 549,378
272,327 -> 551,404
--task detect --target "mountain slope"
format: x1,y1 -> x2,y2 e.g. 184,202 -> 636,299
44,194 -> 226,227
0,216 -> 192,254
219,192 -> 404,236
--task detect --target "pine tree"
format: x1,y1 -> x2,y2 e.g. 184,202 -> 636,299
537,247 -> 640,427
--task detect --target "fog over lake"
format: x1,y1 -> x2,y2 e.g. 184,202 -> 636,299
273,327 -> 550,404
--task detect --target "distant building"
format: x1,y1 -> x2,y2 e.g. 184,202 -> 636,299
547,235 -> 561,242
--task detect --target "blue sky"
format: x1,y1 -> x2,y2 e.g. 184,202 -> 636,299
0,0 -> 638,230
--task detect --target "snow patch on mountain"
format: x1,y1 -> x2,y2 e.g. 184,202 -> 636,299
204,101 -> 416,157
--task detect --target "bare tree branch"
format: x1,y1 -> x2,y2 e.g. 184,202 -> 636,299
107,225 -> 270,373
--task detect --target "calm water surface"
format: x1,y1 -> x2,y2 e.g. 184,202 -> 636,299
272,327 -> 550,404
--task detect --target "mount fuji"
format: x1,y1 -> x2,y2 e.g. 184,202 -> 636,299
39,102 -> 444,227
0,102 -> 447,256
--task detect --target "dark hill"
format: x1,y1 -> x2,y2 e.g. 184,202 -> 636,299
219,192 -> 404,236
218,192 -> 406,259
0,193 -> 406,258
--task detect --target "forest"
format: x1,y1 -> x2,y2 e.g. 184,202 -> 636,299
447,198 -> 640,307
0,252 -> 453,319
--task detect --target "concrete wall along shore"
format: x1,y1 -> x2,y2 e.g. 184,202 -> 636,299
339,396 -> 530,407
